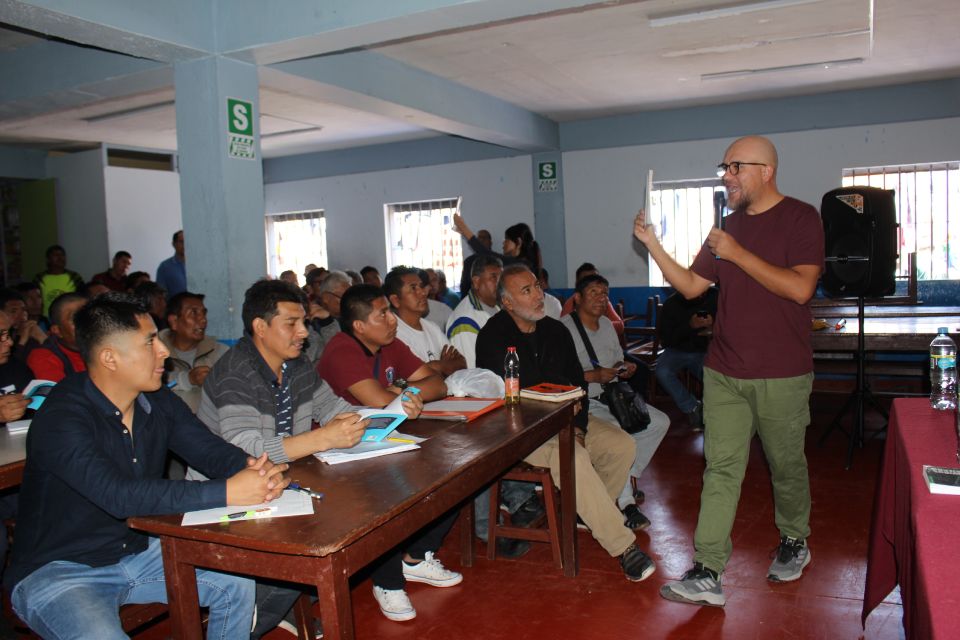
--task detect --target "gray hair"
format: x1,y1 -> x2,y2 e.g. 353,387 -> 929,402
319,270 -> 351,294
496,263 -> 534,307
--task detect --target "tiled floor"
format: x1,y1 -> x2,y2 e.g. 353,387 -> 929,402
2,392 -> 905,639
344,392 -> 904,640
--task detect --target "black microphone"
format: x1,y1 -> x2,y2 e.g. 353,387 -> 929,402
713,191 -> 727,230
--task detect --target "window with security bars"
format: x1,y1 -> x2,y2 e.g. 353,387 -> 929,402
842,162 -> 960,280
264,210 -> 327,283
384,198 -> 464,290
647,179 -> 726,286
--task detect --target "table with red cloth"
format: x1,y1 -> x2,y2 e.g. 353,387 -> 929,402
862,398 -> 960,638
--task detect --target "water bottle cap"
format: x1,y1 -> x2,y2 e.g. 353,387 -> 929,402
507,346 -> 517,352
938,327 -> 948,334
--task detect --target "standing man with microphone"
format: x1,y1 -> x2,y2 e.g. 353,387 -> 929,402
633,135 -> 824,607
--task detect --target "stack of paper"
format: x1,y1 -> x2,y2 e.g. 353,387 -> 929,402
315,433 -> 424,465
519,383 -> 584,402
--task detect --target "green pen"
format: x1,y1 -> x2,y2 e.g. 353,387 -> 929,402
219,507 -> 273,522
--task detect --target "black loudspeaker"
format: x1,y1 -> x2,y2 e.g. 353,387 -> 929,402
821,186 -> 898,297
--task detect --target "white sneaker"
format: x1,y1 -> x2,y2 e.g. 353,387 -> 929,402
402,551 -> 463,587
372,586 -> 416,622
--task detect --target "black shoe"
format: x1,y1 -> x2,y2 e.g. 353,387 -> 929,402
619,543 -> 656,582
686,401 -> 704,431
622,504 -> 651,531
509,495 -> 546,528
495,537 -> 531,559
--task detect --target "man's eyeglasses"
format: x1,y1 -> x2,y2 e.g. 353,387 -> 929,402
716,161 -> 766,178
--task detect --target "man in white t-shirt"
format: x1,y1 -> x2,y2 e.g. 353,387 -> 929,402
384,267 -> 466,376
560,274 -> 670,530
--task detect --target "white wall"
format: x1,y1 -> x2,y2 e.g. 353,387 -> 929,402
263,155 -> 534,274
562,117 -> 960,287
104,166 -> 183,280
46,149 -> 109,280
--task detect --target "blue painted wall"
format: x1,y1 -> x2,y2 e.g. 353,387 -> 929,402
0,145 -> 46,180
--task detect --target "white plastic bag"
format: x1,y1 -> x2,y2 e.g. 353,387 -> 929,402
444,368 -> 505,398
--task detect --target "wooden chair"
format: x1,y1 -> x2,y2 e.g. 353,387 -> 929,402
487,463 -> 563,569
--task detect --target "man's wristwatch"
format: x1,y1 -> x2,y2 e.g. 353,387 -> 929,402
393,378 -> 408,390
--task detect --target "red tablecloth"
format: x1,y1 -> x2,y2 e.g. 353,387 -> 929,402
862,398 -> 960,638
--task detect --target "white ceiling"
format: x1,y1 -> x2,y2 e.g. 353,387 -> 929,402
0,0 -> 957,157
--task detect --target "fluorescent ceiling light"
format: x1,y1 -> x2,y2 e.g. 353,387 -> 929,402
84,101 -> 175,123
261,126 -> 323,140
649,0 -> 826,27
701,57 -> 864,80
662,28 -> 870,58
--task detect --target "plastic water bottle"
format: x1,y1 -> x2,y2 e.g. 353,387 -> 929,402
930,327 -> 957,411
504,346 -> 520,406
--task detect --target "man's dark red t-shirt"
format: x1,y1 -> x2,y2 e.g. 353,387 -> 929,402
317,332 -> 424,405
691,196 -> 824,379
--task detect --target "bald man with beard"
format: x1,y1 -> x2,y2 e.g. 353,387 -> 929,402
634,136 -> 824,607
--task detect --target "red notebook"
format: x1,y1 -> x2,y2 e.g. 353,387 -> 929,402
420,397 -> 506,422
519,383 -> 584,403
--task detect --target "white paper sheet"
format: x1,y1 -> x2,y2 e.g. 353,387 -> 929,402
181,488 -> 314,526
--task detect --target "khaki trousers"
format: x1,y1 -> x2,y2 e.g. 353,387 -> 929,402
524,414 -> 637,557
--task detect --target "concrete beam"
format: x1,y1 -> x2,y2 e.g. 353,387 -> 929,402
0,40 -> 169,122
218,0 -> 625,64
0,0 -> 214,62
265,51 -> 558,151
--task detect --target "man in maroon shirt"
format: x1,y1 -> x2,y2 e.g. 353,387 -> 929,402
634,136 -> 824,607
91,251 -> 132,292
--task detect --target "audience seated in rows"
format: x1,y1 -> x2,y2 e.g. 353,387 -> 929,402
26,292 -> 88,382
656,288 -> 718,430
7,292 -> 284,639
91,251 -> 132,292
476,264 -> 656,583
445,254 -> 503,369
160,292 -> 228,412
155,230 -> 186,297
561,274 -> 670,529
33,245 -> 84,317
560,262 -> 626,346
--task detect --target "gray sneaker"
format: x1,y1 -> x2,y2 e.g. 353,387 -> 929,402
767,536 -> 811,582
659,563 -> 725,607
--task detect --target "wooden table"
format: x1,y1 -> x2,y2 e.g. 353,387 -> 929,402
811,315 -> 959,352
0,426 -> 28,490
863,399 -> 960,639
130,400 -> 577,640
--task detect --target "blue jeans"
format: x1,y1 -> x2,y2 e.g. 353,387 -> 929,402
473,481 -> 535,542
12,537 -> 255,640
654,348 -> 705,413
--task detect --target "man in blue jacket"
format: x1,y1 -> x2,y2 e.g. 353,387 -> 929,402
6,292 -> 289,639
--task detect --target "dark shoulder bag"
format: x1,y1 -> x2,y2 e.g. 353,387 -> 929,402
570,314 -> 650,434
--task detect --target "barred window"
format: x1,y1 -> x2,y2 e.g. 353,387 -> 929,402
842,162 -> 960,280
648,179 -> 725,286
264,210 -> 327,282
384,198 -> 464,289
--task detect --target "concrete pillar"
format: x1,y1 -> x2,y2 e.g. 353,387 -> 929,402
174,55 -> 265,339
532,152 -> 568,287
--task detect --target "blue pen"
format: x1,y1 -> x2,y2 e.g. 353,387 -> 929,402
288,482 -> 324,500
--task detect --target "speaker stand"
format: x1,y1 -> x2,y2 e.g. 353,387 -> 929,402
817,295 -> 889,469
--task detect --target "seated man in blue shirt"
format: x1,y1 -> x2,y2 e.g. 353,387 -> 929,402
6,292 -> 289,640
